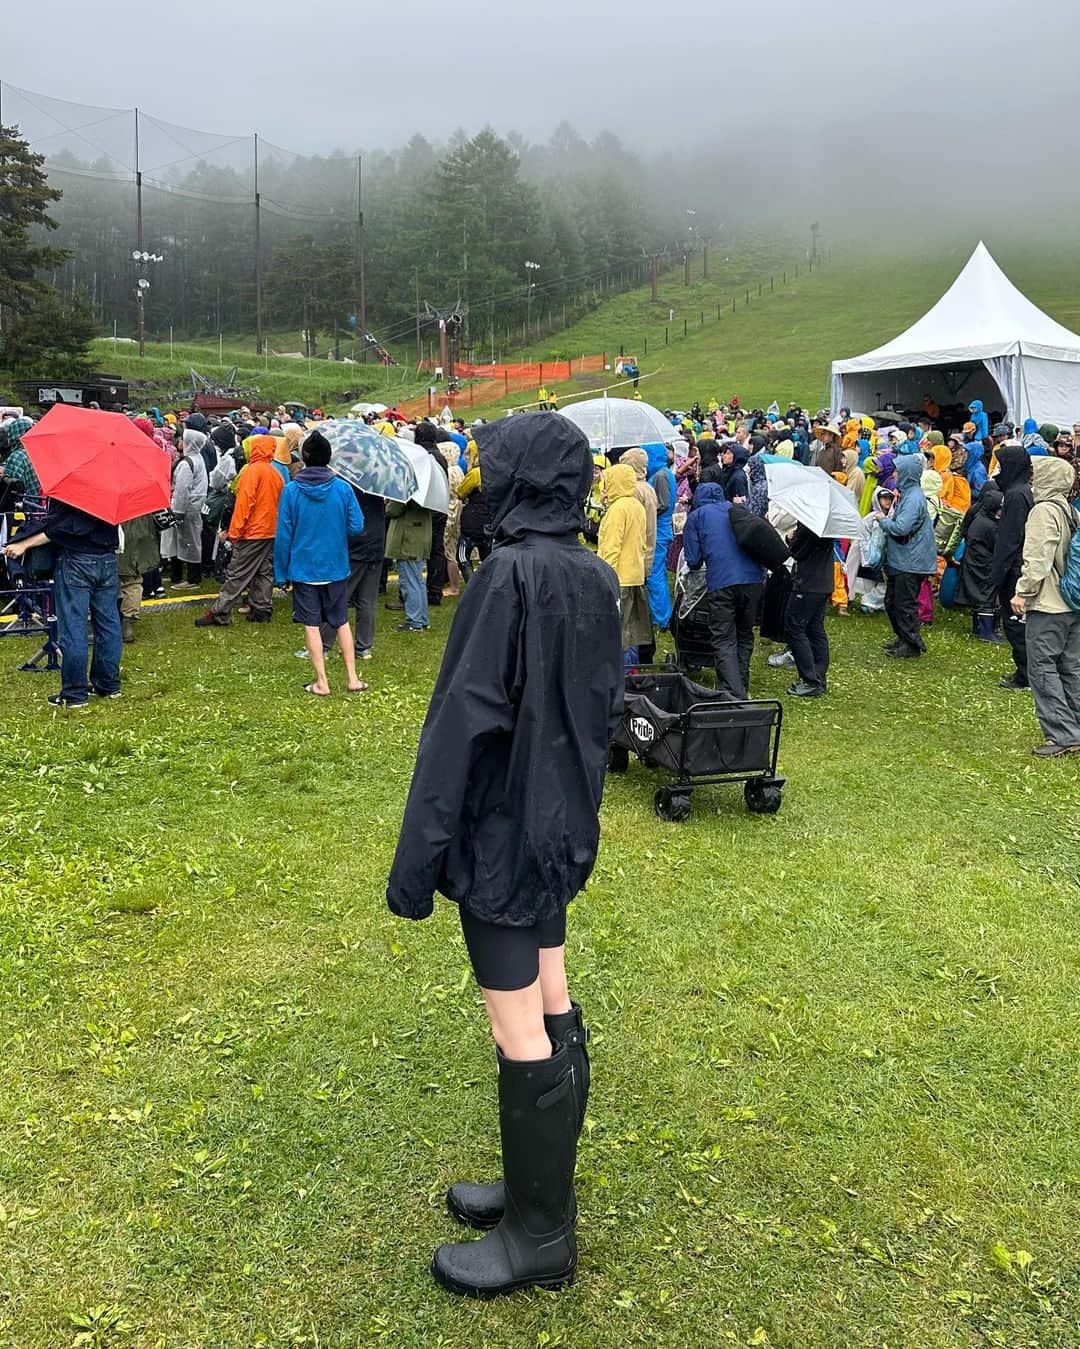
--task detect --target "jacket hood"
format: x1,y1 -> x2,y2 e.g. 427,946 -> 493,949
693,481 -> 727,507
1023,418 -> 1039,436
294,465 -> 336,497
895,454 -> 925,489
969,400 -> 984,414
978,484 -> 1004,515
926,430 -> 945,448
995,444 -> 1032,492
621,447 -> 648,480
921,469 -> 943,498
930,445 -> 951,475
644,442 -> 669,477
247,435 -> 276,465
1031,455 -> 1075,502
210,423 -> 237,450
185,413 -> 209,433
183,428 -> 208,454
604,463 -> 638,502
473,411 -> 592,543
728,442 -> 751,467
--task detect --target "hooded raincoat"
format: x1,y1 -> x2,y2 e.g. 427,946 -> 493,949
879,454 -> 937,575
386,412 -> 623,926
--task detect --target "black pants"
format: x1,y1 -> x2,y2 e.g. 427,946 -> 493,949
457,533 -> 492,584
170,558 -> 202,584
999,583 -> 1029,682
706,583 -> 762,698
884,572 -> 925,653
784,590 -> 830,686
427,516 -> 448,602
459,907 -> 567,991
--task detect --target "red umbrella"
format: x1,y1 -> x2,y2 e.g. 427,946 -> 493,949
22,404 -> 171,525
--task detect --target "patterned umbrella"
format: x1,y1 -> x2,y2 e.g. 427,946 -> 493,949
318,419 -> 418,502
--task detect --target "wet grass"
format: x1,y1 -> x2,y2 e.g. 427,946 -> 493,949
0,596 -> 1077,1348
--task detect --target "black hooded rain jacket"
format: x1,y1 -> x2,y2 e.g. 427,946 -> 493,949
386,412 -> 623,926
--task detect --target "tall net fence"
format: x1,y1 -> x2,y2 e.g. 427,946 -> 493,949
1,82 -> 358,347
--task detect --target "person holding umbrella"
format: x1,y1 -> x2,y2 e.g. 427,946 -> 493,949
3,405 -> 171,707
4,500 -> 122,707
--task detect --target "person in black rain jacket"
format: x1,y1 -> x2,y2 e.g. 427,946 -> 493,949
989,444 -> 1033,687
386,410 -> 623,1300
955,483 -> 1003,641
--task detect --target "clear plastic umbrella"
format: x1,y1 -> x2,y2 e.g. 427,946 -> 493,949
398,440 -> 451,515
318,419 -> 418,502
559,395 -> 678,452
762,461 -> 862,538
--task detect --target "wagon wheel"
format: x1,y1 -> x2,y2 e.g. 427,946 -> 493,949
744,780 -> 783,815
654,786 -> 692,822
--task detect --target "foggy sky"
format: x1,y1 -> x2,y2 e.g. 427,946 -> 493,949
5,0 -> 1078,219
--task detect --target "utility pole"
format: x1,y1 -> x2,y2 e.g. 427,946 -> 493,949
254,132 -> 263,355
135,107 -> 144,357
684,251 -> 690,287
414,269 -> 421,366
651,254 -> 658,303
703,237 -> 709,279
357,156 -> 367,362
810,221 -> 820,265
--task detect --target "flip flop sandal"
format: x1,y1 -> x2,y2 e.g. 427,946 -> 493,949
301,682 -> 330,696
346,683 -> 369,694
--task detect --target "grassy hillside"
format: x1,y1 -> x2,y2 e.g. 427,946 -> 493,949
476,235 -> 1080,416
79,335 -> 427,414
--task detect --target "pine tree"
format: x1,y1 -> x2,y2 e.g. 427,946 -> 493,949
0,123 -> 67,313
0,124 -> 95,374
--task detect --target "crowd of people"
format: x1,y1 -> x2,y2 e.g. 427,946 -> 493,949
1,392 -> 1079,754
588,395 -> 1080,756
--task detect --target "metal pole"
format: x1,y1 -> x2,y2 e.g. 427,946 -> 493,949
135,107 -> 144,358
651,254 -> 658,303
357,156 -> 366,363
414,270 -> 421,366
703,239 -> 709,279
254,132 -> 263,355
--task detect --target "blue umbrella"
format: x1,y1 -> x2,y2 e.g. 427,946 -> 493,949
318,420 -> 418,502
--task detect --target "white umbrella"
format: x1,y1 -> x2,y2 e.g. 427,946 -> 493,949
399,440 -> 450,515
763,461 -> 861,539
349,401 -> 388,415
559,395 -> 677,452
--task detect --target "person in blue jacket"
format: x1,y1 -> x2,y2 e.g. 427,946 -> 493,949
274,429 -> 368,696
682,482 -> 765,696
968,400 -> 990,441
876,454 -> 937,658
645,442 -> 675,629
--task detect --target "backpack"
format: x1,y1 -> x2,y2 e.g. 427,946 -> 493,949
1051,502 -> 1080,611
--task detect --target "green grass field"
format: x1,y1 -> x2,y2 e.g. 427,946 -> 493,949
2,594 -> 1077,1348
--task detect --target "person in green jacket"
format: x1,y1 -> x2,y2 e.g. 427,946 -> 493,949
386,500 -> 433,631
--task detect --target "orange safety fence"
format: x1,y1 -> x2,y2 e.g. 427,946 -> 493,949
399,354 -> 608,420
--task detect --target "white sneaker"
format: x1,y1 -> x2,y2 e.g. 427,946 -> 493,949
294,648 -> 309,659
768,649 -> 796,668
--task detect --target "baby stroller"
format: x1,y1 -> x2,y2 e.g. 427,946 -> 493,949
668,554 -> 714,673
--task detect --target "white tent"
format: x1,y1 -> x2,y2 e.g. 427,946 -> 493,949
830,242 -> 1080,428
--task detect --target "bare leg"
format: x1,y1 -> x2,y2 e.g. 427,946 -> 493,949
538,945 -> 572,1017
304,625 -> 331,694
480,978 -> 551,1061
337,622 -> 366,691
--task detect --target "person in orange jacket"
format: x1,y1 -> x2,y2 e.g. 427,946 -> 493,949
195,435 -> 285,626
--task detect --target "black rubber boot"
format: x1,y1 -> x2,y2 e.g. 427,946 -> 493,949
447,1003 -> 589,1230
431,1043 -> 578,1298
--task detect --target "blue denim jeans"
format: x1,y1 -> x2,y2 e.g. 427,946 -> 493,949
55,551 -> 122,702
396,559 -> 429,629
